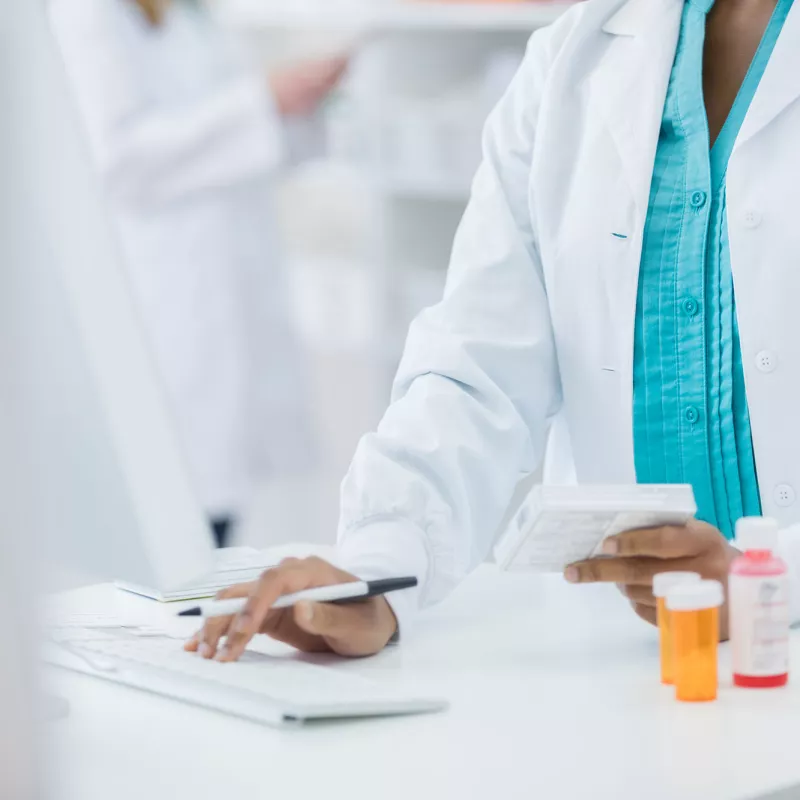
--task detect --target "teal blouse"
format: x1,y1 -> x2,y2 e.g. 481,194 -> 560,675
632,0 -> 794,539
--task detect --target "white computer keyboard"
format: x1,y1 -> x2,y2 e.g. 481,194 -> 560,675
45,629 -> 447,727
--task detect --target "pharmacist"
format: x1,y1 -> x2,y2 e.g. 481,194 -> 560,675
188,0 -> 800,662
50,0 -> 346,547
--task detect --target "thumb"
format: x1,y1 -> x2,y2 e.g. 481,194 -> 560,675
293,600 -> 394,657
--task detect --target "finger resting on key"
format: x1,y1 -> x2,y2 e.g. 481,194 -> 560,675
196,616 -> 234,659
215,628 -> 253,662
214,607 -> 290,662
202,558 -> 371,662
216,566 -> 322,662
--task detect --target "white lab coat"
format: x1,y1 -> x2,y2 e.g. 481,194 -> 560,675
337,0 -> 800,633
49,0 -> 316,517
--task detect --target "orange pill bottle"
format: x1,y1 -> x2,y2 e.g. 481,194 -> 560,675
653,572 -> 701,685
666,580 -> 724,703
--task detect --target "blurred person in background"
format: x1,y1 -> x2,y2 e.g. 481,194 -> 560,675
49,0 -> 349,547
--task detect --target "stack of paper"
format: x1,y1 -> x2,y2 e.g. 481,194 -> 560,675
116,548 -> 277,602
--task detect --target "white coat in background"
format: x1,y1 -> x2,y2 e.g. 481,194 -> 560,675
49,0 -> 316,518
337,0 -> 800,633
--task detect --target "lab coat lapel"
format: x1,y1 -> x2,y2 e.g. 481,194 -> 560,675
593,0 -> 683,222
587,0 -> 683,411
735,1 -> 800,150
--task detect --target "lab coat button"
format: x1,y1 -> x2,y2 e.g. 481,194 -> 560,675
743,210 -> 763,229
774,484 -> 796,508
755,350 -> 777,373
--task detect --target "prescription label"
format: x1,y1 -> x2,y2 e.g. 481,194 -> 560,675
729,573 -> 790,677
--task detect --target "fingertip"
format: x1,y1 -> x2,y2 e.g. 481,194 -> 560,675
184,637 -> 199,652
198,642 -> 214,659
564,566 -> 580,584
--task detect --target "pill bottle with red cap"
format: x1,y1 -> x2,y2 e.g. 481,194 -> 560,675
730,517 -> 790,689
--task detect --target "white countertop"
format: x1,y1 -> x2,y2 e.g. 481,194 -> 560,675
46,566 -> 800,800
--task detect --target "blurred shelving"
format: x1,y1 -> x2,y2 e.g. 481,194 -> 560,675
216,1 -> 573,32
226,0 -> 573,377
375,176 -> 471,201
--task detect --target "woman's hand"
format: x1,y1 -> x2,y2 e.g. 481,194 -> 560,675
184,556 -> 398,662
564,520 -> 739,639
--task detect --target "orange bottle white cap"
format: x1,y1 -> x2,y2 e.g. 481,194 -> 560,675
653,572 -> 701,599
735,516 -> 779,553
666,580 -> 724,612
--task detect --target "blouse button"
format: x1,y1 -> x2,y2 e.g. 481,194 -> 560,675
682,298 -> 699,317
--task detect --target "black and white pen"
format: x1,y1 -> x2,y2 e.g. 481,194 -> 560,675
177,577 -> 418,618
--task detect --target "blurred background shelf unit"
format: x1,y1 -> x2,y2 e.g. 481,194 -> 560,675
208,2 -> 572,547
217,1 -> 571,377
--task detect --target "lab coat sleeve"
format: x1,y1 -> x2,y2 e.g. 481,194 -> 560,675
48,0 -> 284,207
337,18 -> 580,635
